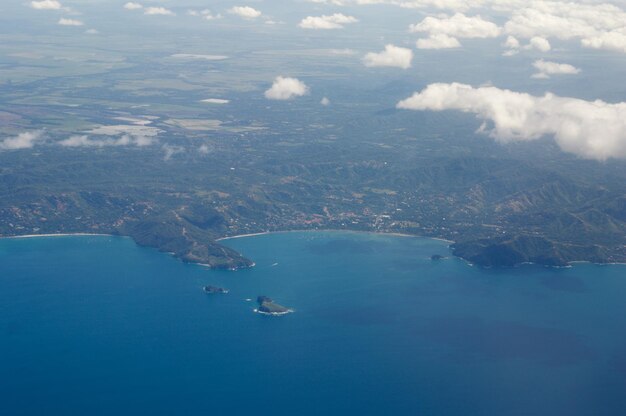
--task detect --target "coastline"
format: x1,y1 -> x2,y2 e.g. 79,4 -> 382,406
216,232 -> 270,241
3,230 -> 621,269
253,308 -> 294,316
569,260 -> 626,266
217,229 -> 455,244
3,229 -> 454,245
1,233 -> 112,239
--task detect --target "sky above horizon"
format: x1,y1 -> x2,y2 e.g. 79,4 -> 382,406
1,0 -> 626,161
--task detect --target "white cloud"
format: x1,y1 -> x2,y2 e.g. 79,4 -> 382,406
170,54 -> 228,61
58,18 -> 83,26
162,144 -> 184,160
201,98 -> 230,104
581,30 -> 626,53
228,6 -> 262,20
312,0 -> 626,54
504,3 -> 615,40
265,76 -> 309,100
0,131 -> 44,150
397,82 -> 626,160
123,2 -> 142,10
501,35 -> 520,55
502,35 -> 550,55
411,13 -> 500,49
59,134 -> 154,148
85,29 -> 99,35
503,35 -> 520,49
410,13 -> 501,39
321,97 -> 331,106
30,0 -> 61,10
305,0 -> 500,12
504,2 -> 626,54
133,135 -> 154,146
144,7 -> 175,16
532,59 -> 580,79
188,9 -> 221,20
198,144 -> 211,154
363,44 -> 413,69
416,34 -> 461,49
58,135 -> 99,147
299,13 -> 358,29
527,36 -> 551,52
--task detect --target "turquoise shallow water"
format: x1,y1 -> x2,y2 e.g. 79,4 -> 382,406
1,231 -> 625,415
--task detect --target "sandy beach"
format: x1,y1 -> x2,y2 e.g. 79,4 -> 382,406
217,229 -> 455,244
2,233 -> 111,239
216,232 -> 270,241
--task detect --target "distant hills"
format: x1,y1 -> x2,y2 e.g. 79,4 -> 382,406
0,106 -> 624,269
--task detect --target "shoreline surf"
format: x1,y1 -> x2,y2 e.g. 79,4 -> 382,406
1,233 -> 112,239
217,229 -> 455,244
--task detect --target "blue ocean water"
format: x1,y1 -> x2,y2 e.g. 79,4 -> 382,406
1,232 -> 625,416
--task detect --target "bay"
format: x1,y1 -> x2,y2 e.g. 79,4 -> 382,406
1,232 -> 625,415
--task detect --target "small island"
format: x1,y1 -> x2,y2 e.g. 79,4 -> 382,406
255,296 -> 293,316
203,285 -> 229,294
